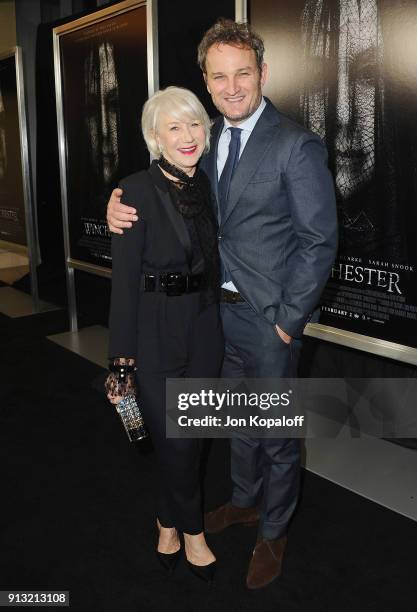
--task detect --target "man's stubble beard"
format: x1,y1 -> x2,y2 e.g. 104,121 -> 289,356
222,110 -> 255,123
215,91 -> 263,124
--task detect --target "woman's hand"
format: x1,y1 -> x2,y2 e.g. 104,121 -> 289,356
106,188 -> 138,234
105,373 -> 126,404
105,358 -> 136,404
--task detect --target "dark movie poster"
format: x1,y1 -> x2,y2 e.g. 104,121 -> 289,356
251,0 -> 417,350
58,4 -> 149,267
0,54 -> 27,246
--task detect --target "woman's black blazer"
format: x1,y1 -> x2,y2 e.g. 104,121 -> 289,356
108,160 -> 211,365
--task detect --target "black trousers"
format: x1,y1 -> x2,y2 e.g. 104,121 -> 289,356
137,293 -> 223,534
220,301 -> 301,540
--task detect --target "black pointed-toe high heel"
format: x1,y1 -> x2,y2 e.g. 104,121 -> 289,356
156,519 -> 181,574
186,559 -> 216,585
156,548 -> 181,574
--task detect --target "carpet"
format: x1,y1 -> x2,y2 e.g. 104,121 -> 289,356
0,311 -> 416,612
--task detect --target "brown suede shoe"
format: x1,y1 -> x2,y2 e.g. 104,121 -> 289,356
246,535 -> 287,589
204,503 -> 259,534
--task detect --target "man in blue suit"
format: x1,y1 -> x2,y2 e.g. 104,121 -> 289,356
107,19 -> 337,589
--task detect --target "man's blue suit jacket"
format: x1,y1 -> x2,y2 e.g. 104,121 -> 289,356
200,98 -> 338,338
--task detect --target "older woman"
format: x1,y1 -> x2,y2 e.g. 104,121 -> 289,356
105,87 -> 223,583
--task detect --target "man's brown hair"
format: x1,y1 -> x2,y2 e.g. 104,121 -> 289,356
197,18 -> 265,74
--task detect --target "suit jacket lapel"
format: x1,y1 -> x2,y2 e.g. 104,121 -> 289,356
222,101 -> 281,225
148,162 -> 192,259
158,189 -> 192,259
205,117 -> 223,223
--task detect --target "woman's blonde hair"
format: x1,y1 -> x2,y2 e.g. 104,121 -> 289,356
141,86 -> 211,158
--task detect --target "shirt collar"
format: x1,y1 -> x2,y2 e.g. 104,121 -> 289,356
222,97 -> 266,135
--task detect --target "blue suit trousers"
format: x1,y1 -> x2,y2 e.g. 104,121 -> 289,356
220,301 -> 301,540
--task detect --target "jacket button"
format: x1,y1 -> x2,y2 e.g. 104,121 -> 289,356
218,235 -> 222,240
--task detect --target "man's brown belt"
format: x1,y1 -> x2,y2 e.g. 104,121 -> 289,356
221,287 -> 245,303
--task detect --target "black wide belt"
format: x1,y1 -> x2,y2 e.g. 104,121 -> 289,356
221,287 -> 245,304
143,272 -> 203,296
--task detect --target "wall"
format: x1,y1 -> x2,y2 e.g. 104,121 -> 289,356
0,0 -> 17,52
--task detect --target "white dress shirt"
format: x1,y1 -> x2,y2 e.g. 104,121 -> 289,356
217,97 -> 267,292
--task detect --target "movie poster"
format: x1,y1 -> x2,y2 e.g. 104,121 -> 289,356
0,53 -> 27,246
251,0 -> 417,351
56,2 -> 149,268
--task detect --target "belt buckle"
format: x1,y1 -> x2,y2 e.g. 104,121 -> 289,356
165,272 -> 185,296
144,274 -> 156,291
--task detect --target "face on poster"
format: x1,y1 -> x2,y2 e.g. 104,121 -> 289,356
0,54 -> 27,246
299,0 -> 385,254
58,4 -> 149,267
252,0 -> 417,351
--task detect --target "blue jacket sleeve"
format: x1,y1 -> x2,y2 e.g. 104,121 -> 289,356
275,133 -> 338,337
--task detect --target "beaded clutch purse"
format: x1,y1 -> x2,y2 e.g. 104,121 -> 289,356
115,394 -> 148,442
